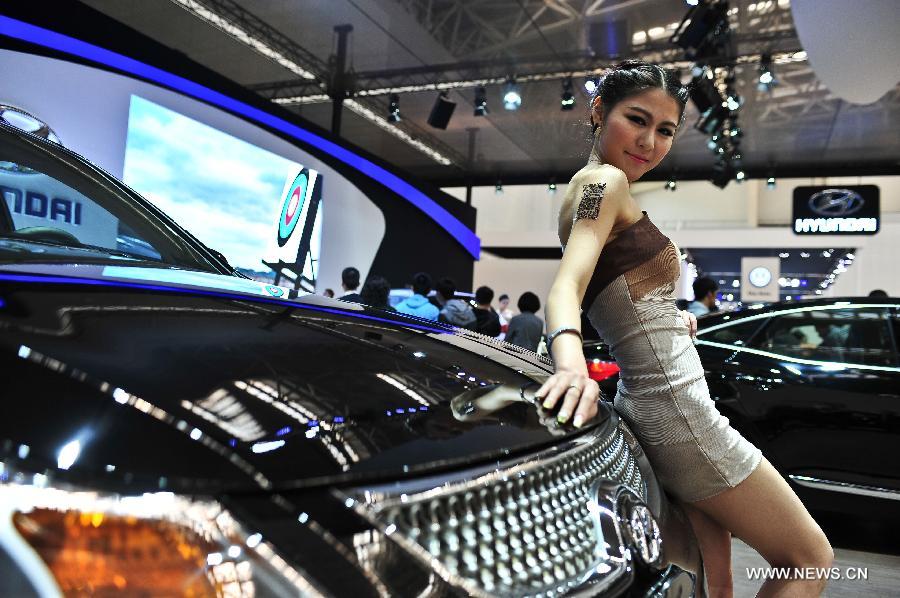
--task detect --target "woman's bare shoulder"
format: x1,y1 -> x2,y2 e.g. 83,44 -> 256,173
558,164 -> 632,246
568,163 -> 629,193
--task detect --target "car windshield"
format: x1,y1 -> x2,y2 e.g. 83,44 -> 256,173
0,125 -> 223,273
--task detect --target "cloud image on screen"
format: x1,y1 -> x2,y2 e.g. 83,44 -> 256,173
122,95 -> 321,285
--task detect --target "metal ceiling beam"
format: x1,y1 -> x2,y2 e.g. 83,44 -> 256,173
395,0 -> 581,58
249,30 -> 803,104
421,161 -> 900,188
167,0 -> 465,166
169,0 -> 326,80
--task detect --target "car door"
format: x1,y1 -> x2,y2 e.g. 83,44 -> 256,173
720,305 -> 900,496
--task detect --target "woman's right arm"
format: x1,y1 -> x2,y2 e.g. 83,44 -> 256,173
536,166 -> 630,427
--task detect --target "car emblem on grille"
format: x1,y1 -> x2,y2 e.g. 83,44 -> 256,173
808,188 -> 864,216
622,501 -> 662,567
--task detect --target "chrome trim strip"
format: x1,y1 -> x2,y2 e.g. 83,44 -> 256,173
789,475 -> 900,501
695,339 -> 900,373
697,302 -> 897,336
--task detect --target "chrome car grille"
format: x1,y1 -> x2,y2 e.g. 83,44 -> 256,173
347,423 -> 647,597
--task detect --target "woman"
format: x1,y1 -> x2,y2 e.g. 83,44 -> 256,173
359,275 -> 395,311
505,291 -> 543,352
536,60 -> 832,597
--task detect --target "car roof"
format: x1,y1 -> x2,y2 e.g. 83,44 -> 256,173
698,296 -> 899,329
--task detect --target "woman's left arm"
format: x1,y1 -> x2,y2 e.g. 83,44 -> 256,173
537,167 -> 630,427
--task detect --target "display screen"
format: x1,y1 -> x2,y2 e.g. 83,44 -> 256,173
122,95 -> 322,288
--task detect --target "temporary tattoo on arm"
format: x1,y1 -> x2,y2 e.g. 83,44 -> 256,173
575,182 -> 606,221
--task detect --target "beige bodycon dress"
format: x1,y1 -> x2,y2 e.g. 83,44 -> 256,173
583,212 -> 762,502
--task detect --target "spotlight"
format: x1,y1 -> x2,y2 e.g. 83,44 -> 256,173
584,77 -> 599,95
495,179 -> 503,194
711,157 -> 734,189
427,91 -> 456,129
502,79 -> 522,111
696,104 -> 729,135
548,181 -> 558,194
758,53 -> 777,91
671,1 -> 731,61
686,0 -> 699,5
766,175 -> 776,189
725,94 -> 742,111
474,86 -> 488,116
560,78 -> 576,111
736,170 -> 746,182
689,67 -> 720,113
665,173 -> 677,191
387,93 -> 401,123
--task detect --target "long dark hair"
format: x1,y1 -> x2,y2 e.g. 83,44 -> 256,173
591,59 -> 689,133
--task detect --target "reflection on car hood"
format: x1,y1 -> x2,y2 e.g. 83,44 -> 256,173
0,263 -> 596,496
0,237 -> 149,263
1,261 -> 295,300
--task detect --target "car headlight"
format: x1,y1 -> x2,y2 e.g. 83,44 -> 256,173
0,469 -> 321,596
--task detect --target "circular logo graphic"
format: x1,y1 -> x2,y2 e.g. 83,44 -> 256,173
749,267 -> 772,288
277,171 -> 308,247
264,285 -> 285,297
808,188 -> 864,217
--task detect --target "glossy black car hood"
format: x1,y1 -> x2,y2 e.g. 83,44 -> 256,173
0,265 -> 598,495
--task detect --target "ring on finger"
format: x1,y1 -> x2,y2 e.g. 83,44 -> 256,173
567,384 -> 580,392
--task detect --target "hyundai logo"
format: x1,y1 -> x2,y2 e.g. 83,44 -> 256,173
808,188 -> 864,216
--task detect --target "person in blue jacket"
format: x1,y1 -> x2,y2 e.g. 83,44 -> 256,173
395,272 -> 440,320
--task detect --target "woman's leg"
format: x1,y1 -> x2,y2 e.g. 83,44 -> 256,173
691,457 -> 833,597
683,502 -> 733,598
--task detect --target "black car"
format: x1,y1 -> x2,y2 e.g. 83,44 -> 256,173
0,120 -> 702,595
586,298 -> 900,523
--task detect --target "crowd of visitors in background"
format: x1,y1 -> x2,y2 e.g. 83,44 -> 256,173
323,266 -> 546,352
329,269 -> 900,352
321,267 -> 894,357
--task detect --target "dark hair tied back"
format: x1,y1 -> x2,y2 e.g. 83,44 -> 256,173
592,59 -> 689,132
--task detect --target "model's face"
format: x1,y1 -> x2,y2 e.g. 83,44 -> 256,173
592,88 -> 680,182
499,298 -> 508,309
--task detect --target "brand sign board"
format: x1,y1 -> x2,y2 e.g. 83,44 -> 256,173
0,171 -> 118,248
741,257 -> 780,303
262,167 -> 322,288
792,185 -> 879,235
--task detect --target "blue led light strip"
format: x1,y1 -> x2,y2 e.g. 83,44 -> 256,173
0,272 -> 449,334
0,16 -> 480,259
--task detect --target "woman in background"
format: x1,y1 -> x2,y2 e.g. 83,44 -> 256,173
359,275 -> 394,311
505,291 -> 543,352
